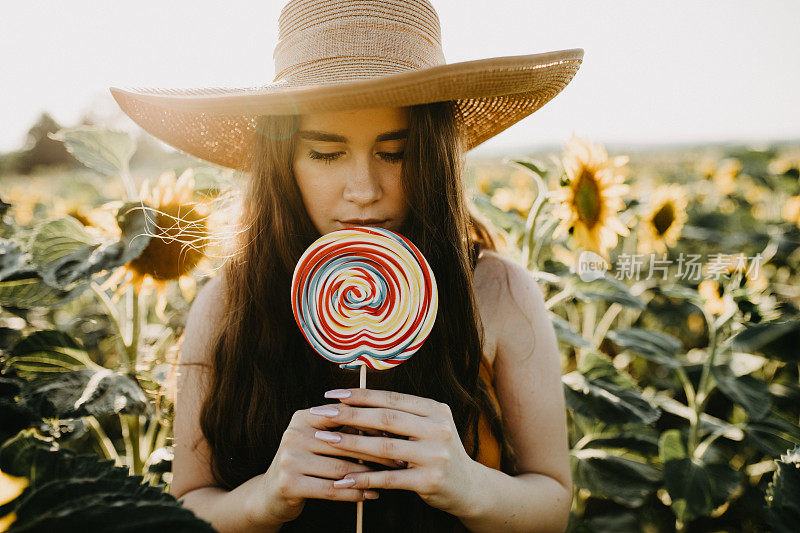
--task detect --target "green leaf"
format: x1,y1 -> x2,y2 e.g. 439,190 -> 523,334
745,412 -> 800,457
577,351 -> 638,389
766,445 -> 800,533
571,448 -> 661,507
0,238 -> 25,279
0,276 -> 89,309
0,441 -> 215,532
580,433 -> 660,456
658,429 -> 686,463
144,446 -> 173,475
471,193 -> 526,234
189,166 -> 235,195
607,328 -> 683,368
658,284 -> 701,300
663,458 -> 741,522
549,312 -> 590,347
659,430 -> 741,522
563,371 -> 660,426
5,330 -> 100,378
730,319 -> 800,362
711,364 -> 771,420
0,429 -> 57,478
49,127 -> 136,176
506,157 -> 550,179
569,273 -> 645,310
29,216 -> 95,266
33,207 -> 154,291
20,369 -> 148,419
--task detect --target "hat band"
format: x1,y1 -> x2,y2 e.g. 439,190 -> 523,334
273,19 -> 445,83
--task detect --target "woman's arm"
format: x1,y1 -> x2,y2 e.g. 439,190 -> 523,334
454,252 -> 573,532
171,274 -> 279,531
180,480 -> 283,533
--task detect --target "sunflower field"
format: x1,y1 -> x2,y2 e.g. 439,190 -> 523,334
1,127 -> 799,532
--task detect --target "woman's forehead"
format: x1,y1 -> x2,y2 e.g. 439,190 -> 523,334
297,106 -> 410,142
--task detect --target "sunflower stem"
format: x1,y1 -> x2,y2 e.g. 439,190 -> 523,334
125,285 -> 142,378
545,287 -> 572,310
520,171 -> 548,270
86,415 -> 121,465
89,281 -> 131,373
687,307 -> 719,455
120,159 -> 138,201
582,301 -> 597,345
592,302 -> 623,347
531,218 -> 558,271
120,413 -> 136,474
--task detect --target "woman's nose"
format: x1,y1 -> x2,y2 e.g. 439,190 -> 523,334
343,162 -> 382,205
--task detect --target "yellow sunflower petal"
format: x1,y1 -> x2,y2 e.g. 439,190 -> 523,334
155,284 -> 169,321
178,274 -> 197,302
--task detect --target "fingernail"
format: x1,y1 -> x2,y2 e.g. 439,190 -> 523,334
325,389 -> 352,399
310,406 -> 339,417
333,477 -> 356,488
363,490 -> 380,499
315,430 -> 342,443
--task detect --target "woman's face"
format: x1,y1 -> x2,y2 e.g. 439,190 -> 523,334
293,106 -> 411,235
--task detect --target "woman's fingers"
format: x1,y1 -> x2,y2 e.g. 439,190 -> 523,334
308,403 -> 429,439
296,452 -> 374,479
294,475 -> 379,502
290,411 -> 398,468
310,436 -> 401,469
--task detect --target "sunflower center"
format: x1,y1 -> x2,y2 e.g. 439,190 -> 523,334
575,169 -> 602,228
128,203 -> 208,282
651,202 -> 676,236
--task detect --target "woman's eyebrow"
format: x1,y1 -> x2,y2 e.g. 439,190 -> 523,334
296,129 -> 408,143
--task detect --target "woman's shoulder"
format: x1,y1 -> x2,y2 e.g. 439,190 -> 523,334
473,249 -> 548,367
472,249 -> 512,367
179,270 -> 227,365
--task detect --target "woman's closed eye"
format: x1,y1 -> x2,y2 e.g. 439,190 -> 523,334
307,149 -> 404,164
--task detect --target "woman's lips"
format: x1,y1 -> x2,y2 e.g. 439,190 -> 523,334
339,219 -> 388,227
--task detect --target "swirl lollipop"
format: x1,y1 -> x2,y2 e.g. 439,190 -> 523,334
291,226 -> 438,371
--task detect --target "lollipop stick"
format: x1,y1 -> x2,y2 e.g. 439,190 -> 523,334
356,364 -> 366,533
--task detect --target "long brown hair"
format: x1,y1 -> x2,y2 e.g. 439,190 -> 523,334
197,101 -> 517,531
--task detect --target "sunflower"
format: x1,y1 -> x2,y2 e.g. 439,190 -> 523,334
705,253 -> 748,280
476,173 -> 493,195
698,279 -> 730,316
768,155 -> 800,176
548,134 -> 631,260
637,184 -> 688,254
742,181 -> 766,205
782,195 -> 800,227
491,186 -> 535,217
4,184 -> 45,226
711,158 -> 742,196
696,156 -> 718,180
98,169 -> 218,319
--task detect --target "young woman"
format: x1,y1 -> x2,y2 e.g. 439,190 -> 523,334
109,2 -> 583,531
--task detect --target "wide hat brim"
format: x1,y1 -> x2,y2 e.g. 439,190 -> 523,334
110,48 -> 583,171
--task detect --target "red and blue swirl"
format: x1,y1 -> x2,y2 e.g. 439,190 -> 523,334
291,227 -> 438,370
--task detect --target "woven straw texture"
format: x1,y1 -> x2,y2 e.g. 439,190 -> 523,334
110,0 -> 583,171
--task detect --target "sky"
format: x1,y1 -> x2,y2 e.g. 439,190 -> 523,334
1,0 -> 798,157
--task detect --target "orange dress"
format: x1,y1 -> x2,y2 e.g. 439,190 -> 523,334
472,353 -> 503,471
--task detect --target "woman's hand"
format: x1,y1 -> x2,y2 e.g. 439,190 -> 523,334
247,406 -> 405,527
310,388 -> 481,516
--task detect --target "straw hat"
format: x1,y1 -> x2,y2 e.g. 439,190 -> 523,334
110,0 -> 584,172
